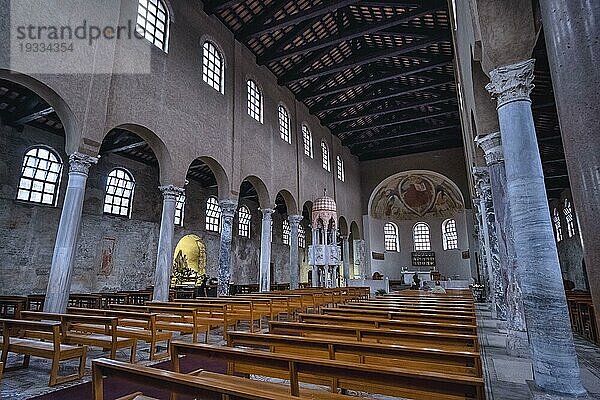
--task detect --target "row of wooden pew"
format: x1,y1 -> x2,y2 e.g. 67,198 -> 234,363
566,291 -> 598,344
91,288 -> 485,399
0,287 -> 366,387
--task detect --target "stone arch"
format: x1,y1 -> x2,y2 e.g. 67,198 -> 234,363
0,69 -> 79,153
242,175 -> 271,208
275,189 -> 298,215
338,216 -> 349,236
192,156 -> 231,200
350,221 -> 361,240
106,123 -> 176,187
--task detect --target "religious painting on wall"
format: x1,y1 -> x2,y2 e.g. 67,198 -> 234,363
371,171 -> 464,220
171,234 -> 207,285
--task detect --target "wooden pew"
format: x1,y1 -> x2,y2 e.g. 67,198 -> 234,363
171,342 -> 485,400
153,299 -> 262,329
0,318 -> 87,386
0,296 -> 27,318
67,307 -> 172,360
226,331 -> 483,377
108,304 -> 209,342
298,313 -> 477,335
269,321 -> 479,351
321,307 -> 478,325
338,302 -> 476,315
21,311 -> 136,362
92,358 -> 350,400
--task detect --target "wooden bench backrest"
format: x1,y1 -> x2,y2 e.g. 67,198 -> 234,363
0,318 -> 62,350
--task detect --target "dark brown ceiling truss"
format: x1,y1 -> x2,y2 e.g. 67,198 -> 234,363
208,0 -> 462,160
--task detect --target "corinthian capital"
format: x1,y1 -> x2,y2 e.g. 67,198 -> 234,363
219,199 -> 238,217
159,185 -> 185,200
261,208 -> 274,220
288,214 -> 303,227
486,59 -> 535,107
475,132 -> 503,165
68,152 -> 98,176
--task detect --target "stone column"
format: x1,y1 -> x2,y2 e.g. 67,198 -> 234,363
217,200 -> 237,296
473,167 -> 506,320
477,132 -> 529,357
152,185 -> 185,302
487,59 -> 585,396
44,152 -> 97,313
472,200 -> 489,289
539,0 -> 600,334
311,229 -> 319,287
341,235 -> 350,286
288,214 -> 302,290
259,208 -> 274,292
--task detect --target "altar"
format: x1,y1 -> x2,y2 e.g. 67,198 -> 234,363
401,271 -> 433,285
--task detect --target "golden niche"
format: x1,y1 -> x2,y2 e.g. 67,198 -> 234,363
172,235 -> 207,285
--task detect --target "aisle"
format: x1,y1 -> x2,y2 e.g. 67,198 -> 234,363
476,303 -> 600,399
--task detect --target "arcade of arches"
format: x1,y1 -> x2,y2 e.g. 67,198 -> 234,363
0,0 -> 599,399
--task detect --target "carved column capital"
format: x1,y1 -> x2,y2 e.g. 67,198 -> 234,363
475,132 -> 504,165
486,59 -> 535,108
159,185 -> 185,201
68,152 -> 98,176
261,208 -> 274,220
219,199 -> 238,218
288,214 -> 303,227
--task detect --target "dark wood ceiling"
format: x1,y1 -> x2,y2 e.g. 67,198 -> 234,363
206,0 -> 462,160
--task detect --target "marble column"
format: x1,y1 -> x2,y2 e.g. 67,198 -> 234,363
487,59 -> 585,396
477,132 -> 529,357
311,229 -> 319,287
152,185 -> 185,302
259,208 -> 274,292
341,235 -> 350,286
44,152 -> 97,313
217,200 -> 237,296
473,167 -> 506,320
539,0 -> 600,334
472,201 -> 489,289
288,214 -> 302,290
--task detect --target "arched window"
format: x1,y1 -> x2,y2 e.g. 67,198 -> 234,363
246,79 -> 263,123
238,205 -> 251,237
442,219 -> 458,250
563,199 -> 575,237
17,146 -> 63,206
174,193 -> 185,227
202,41 -> 224,94
383,222 -> 399,252
278,105 -> 291,143
283,219 -> 291,245
104,168 -> 135,217
302,125 -> 313,158
136,0 -> 169,51
553,208 -> 562,242
321,141 -> 330,171
206,196 -> 221,232
336,155 -> 345,182
298,225 -> 306,248
413,222 -> 431,251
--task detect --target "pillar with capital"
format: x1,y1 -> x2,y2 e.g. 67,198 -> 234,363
473,167 -> 506,321
487,59 -> 585,396
217,199 -> 237,296
44,152 -> 98,313
288,214 -> 302,290
259,208 -> 274,292
152,185 -> 185,302
476,132 -> 529,357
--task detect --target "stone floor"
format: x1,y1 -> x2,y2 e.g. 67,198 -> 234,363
2,309 -> 600,399
477,303 -> 600,399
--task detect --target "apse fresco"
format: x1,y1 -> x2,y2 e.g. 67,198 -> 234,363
371,172 -> 464,220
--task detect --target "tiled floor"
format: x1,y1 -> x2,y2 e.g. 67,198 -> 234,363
477,303 -> 600,399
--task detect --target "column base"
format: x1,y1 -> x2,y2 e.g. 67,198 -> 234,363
527,381 -> 591,399
506,328 -> 530,358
